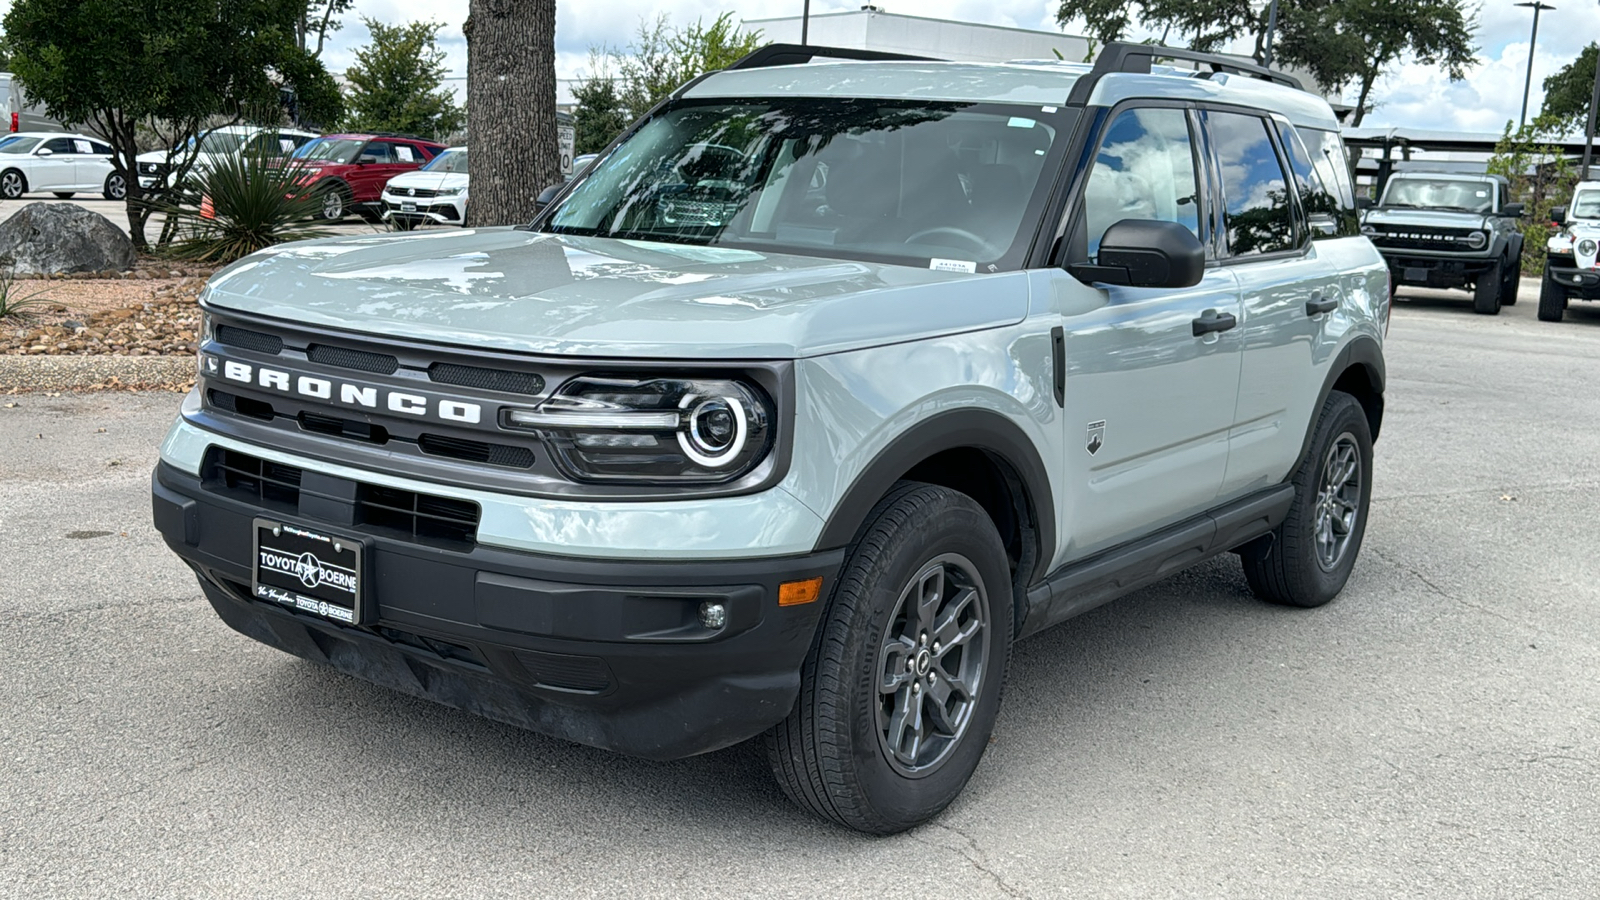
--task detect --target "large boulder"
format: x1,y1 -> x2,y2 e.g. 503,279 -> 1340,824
0,202 -> 136,275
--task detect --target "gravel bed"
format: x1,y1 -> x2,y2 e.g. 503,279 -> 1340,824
0,354 -> 193,393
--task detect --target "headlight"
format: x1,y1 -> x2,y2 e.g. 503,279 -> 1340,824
1465,231 -> 1487,249
504,376 -> 773,483
1579,239 -> 1597,256
435,187 -> 462,196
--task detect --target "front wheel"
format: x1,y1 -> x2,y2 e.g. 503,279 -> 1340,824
1538,264 -> 1568,322
1500,255 -> 1521,306
1473,260 -> 1503,315
765,483 -> 1012,834
317,185 -> 348,221
1241,391 -> 1374,608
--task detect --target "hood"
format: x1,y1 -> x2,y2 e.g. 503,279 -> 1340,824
385,170 -> 468,192
1362,208 -> 1489,230
201,229 -> 1029,360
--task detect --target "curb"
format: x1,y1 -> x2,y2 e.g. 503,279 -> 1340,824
0,354 -> 193,393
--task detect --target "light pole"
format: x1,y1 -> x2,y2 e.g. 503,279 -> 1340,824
1585,8 -> 1600,180
1517,1 -> 1556,128
1262,0 -> 1281,68
801,0 -> 811,46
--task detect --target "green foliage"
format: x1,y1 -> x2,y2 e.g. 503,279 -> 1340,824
152,144 -> 330,264
297,0 -> 356,58
1055,0 -> 1479,126
342,18 -> 465,140
1540,44 -> 1600,135
1488,116 -> 1577,276
575,13 -> 763,152
0,267 -> 51,322
1,0 -> 340,248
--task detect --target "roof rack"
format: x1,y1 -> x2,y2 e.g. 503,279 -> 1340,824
727,43 -> 937,71
1065,41 -> 1303,106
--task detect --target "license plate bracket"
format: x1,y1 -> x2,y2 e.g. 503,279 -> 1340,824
1403,266 -> 1428,283
400,201 -> 417,212
252,518 -> 366,625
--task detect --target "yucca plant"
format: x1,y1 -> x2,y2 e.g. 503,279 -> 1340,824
151,140 -> 331,264
0,264 -> 52,322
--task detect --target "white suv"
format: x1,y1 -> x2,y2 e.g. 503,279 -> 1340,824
136,125 -> 318,190
381,147 -> 468,227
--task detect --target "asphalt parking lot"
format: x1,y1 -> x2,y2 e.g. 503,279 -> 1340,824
2,285 -> 1598,898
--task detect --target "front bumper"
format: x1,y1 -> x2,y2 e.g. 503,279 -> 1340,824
152,460 -> 843,759
1546,262 -> 1600,300
381,194 -> 465,224
1378,251 -> 1498,288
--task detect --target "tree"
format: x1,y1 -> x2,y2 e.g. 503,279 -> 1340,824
342,18 -> 465,140
1541,44 -> 1599,134
2,0 -> 341,250
464,0 -> 560,227
575,13 -> 764,153
1489,115 -> 1577,275
296,0 -> 354,58
1055,0 -> 1478,126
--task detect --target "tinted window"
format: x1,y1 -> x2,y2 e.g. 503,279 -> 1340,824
89,141 -> 113,155
360,142 -> 395,164
1276,122 -> 1356,238
1082,107 -> 1201,257
41,137 -> 75,154
1206,111 -> 1297,257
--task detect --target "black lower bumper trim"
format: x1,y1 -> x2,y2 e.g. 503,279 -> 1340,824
153,461 -> 842,759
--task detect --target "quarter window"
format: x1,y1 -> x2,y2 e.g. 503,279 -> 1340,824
1206,111 -> 1298,257
1275,122 -> 1354,238
1081,107 -> 1201,257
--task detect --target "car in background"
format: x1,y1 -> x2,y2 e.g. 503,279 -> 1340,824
288,133 -> 445,221
1539,181 -> 1600,321
0,132 -> 123,200
571,153 -> 598,179
0,73 -> 67,134
381,146 -> 468,228
137,125 -> 319,190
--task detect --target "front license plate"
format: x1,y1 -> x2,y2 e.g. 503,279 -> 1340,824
252,519 -> 365,625
400,202 -> 417,212
1403,267 -> 1428,282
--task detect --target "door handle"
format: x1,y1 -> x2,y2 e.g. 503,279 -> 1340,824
1191,309 -> 1237,336
1305,293 -> 1338,316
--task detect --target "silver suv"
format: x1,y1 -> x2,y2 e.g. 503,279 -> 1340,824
1360,171 -> 1526,314
152,43 -> 1389,834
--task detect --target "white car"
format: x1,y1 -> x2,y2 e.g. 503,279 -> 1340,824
136,125 -> 319,190
381,147 -> 468,227
0,132 -> 123,200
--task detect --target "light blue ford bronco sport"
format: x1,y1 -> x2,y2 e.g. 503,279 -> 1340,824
152,43 -> 1388,834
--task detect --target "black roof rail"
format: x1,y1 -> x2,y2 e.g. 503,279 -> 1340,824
1065,41 -> 1303,106
727,43 -> 938,71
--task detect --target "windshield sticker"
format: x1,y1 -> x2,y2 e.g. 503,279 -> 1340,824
1042,106 -> 1058,113
1007,117 -> 1037,129
73,139 -> 92,154
396,146 -> 414,162
930,258 -> 977,273
280,139 -> 295,152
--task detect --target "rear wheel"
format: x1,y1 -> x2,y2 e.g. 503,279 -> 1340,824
1242,391 -> 1373,608
1473,259 -> 1503,315
765,483 -> 1012,834
103,173 -> 126,202
1538,263 -> 1568,322
2,170 -> 28,199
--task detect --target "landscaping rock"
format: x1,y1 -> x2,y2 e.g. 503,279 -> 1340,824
0,203 -> 136,275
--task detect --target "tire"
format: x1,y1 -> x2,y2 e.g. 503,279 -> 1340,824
317,184 -> 349,221
1,169 -> 27,199
1241,391 -> 1373,609
103,173 -> 126,202
1538,264 -> 1568,322
52,191 -> 75,199
765,483 -> 1013,834
1500,255 -> 1521,306
1473,259 -> 1503,315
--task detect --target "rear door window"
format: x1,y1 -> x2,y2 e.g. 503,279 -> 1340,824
1204,110 -> 1300,257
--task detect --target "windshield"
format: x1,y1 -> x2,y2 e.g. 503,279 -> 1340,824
1381,177 -> 1495,213
0,136 -> 40,154
192,131 -> 248,155
296,138 -> 364,165
545,99 -> 1066,269
424,149 -> 468,174
1572,190 -> 1600,220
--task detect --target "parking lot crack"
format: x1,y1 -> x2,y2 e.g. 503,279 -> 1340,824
1366,547 -> 1520,627
920,822 -> 1030,898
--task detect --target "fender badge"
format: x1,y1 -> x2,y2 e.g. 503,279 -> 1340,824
1086,420 -> 1106,455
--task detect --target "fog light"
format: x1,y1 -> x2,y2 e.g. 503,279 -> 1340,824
699,601 -> 727,629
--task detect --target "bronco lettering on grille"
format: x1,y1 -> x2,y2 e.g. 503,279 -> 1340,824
211,357 -> 483,424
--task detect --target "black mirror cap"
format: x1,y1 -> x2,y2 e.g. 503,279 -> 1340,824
1550,206 -> 1567,226
1502,202 -> 1525,218
1072,219 -> 1205,289
1356,195 -> 1374,210
533,183 -> 563,214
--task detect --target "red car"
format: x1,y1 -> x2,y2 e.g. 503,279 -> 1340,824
290,133 -> 446,221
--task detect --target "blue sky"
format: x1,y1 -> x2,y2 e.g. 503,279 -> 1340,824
6,0 -> 1599,133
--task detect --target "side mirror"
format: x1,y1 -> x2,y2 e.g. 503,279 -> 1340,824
1070,219 -> 1205,289
1501,203 -> 1525,218
1550,206 -> 1567,227
533,183 -> 562,214
35,147 -> 52,157
1355,195 -> 1374,210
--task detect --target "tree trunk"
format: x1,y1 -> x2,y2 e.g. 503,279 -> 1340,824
465,0 -> 560,227
1351,70 -> 1378,127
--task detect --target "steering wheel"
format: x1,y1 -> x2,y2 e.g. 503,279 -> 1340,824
904,226 -> 1000,258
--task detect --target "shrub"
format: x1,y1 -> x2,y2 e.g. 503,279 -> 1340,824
152,141 -> 330,264
0,265 -> 51,322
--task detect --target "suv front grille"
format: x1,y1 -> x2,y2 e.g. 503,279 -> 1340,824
1368,225 -> 1482,253
216,325 -> 284,355
205,447 -> 302,513
306,343 -> 400,374
429,362 -> 544,396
